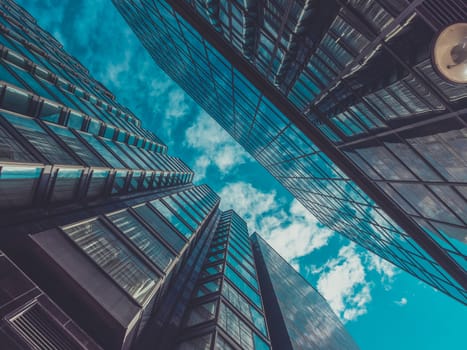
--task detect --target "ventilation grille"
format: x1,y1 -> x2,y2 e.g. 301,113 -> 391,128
417,0 -> 467,30
8,303 -> 81,350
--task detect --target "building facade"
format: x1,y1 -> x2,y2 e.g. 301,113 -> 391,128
252,233 -> 359,350
0,250 -> 102,350
113,0 -> 467,303
173,210 -> 272,350
0,1 -> 357,349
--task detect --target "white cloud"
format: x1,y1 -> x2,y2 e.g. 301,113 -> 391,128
394,297 -> 408,306
165,89 -> 189,119
312,244 -> 401,322
290,261 -> 300,272
104,49 -> 132,87
185,112 -> 252,179
218,182 -> 277,225
219,182 -> 334,261
316,243 -> 372,323
192,155 -> 211,180
366,253 -> 398,288
264,200 -> 334,261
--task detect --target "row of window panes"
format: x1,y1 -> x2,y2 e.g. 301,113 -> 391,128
0,110 -> 189,179
0,22 -> 144,129
106,210 -> 176,272
219,303 -> 269,350
0,54 -> 162,150
0,161 -> 188,209
222,281 -> 267,336
226,256 -> 258,290
225,265 -> 261,308
62,219 -> 159,304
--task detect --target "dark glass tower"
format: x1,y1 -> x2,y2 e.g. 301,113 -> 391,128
161,210 -> 272,350
252,233 -> 359,350
113,0 -> 467,303
0,1 -> 357,349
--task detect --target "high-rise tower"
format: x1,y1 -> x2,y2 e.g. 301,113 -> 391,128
252,233 -> 359,350
0,1 -> 358,349
113,0 -> 467,303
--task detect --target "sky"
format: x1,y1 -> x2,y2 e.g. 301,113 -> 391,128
16,1 -> 466,349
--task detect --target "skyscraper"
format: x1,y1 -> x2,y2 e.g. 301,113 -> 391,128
113,0 -> 467,303
251,233 -> 359,350
146,210 -> 272,350
0,1 -> 357,349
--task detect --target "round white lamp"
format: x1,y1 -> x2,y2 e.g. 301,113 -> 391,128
432,23 -> 467,84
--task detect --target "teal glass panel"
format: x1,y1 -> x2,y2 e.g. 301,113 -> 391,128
132,204 -> 187,252
107,210 -> 175,272
0,166 -> 42,208
150,199 -> 193,238
50,168 -> 83,202
62,219 -> 158,304
225,265 -> 261,308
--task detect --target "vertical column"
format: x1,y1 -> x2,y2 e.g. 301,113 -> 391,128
176,210 -> 271,350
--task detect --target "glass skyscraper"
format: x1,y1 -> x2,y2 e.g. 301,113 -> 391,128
252,233 -> 359,350
112,0 -> 467,304
0,1 -> 357,349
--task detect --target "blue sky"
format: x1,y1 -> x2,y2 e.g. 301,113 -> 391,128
17,1 -> 466,348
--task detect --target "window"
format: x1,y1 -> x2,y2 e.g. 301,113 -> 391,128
222,281 -> 267,336
67,111 -> 85,130
195,279 -> 221,298
215,335 -> 235,350
218,303 -> 254,350
186,301 -> 217,327
0,119 -> 37,162
150,199 -> 193,238
393,183 -> 461,225
0,166 -> 42,208
62,219 -> 158,304
201,264 -> 223,278
178,334 -> 212,350
3,113 -> 78,165
225,266 -> 261,308
107,210 -> 175,272
46,123 -> 104,167
78,132 -> 125,168
112,170 -> 128,194
164,197 -> 199,230
226,255 -> 258,289
86,170 -> 109,198
101,139 -> 141,169
133,204 -> 186,252
50,168 -> 83,203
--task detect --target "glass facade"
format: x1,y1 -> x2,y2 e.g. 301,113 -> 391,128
58,185 -> 220,307
252,233 -> 359,350
178,210 -> 271,350
0,0 -> 194,212
0,2 -> 220,349
0,1 -> 433,349
113,0 -> 467,303
175,211 -> 360,350
20,181 -> 220,349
